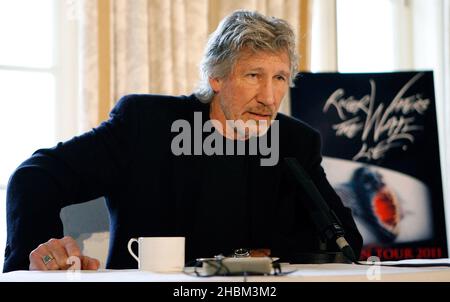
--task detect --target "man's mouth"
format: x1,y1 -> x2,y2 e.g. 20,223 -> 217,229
247,111 -> 272,119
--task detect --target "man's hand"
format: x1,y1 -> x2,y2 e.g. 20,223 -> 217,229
29,236 -> 100,271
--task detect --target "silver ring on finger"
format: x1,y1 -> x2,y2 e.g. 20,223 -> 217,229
42,254 -> 55,266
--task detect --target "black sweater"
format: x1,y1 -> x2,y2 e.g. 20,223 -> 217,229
3,94 -> 363,272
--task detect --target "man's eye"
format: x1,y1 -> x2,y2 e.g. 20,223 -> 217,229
247,73 -> 258,78
276,75 -> 286,81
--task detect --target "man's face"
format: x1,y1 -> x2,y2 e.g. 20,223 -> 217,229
209,49 -> 291,137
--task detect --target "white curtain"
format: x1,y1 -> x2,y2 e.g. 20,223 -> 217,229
111,0 -> 302,102
78,0 -> 100,131
78,0 -> 310,130
310,0 -> 337,71
110,0 -> 209,101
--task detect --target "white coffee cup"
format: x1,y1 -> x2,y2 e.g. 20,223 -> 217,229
127,237 -> 185,272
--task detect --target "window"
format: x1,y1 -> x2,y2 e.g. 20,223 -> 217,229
336,0 -> 396,72
0,0 -> 78,269
0,0 -> 54,269
310,0 -> 397,73
0,0 -> 56,187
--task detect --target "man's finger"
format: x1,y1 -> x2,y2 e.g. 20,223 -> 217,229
60,236 -> 82,258
38,244 -> 60,270
59,236 -> 83,269
29,244 -> 59,270
80,256 -> 100,270
29,246 -> 48,271
88,257 -> 100,270
45,238 -> 69,269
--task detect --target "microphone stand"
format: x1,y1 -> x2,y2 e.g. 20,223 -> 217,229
285,158 -> 450,268
284,157 -> 357,263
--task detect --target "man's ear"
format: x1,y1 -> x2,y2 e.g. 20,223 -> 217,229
209,77 -> 222,93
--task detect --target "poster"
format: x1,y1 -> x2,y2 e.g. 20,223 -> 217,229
290,71 -> 447,261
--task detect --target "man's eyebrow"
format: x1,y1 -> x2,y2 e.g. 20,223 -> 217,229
244,67 -> 290,76
278,70 -> 290,77
244,67 -> 264,73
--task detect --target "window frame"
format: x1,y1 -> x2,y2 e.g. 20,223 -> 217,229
0,0 -> 79,268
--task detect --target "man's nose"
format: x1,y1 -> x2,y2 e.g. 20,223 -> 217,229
257,79 -> 276,106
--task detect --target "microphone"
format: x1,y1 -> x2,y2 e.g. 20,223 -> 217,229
284,157 -> 357,263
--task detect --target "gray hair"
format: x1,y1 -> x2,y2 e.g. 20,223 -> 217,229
194,10 -> 298,103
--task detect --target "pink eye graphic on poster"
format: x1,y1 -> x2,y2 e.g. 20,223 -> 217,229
291,71 -> 447,261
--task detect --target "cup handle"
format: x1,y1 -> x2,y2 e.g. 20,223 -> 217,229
127,238 -> 139,264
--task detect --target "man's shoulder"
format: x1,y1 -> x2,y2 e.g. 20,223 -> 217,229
276,113 -> 322,158
112,93 -> 205,113
276,112 -> 320,138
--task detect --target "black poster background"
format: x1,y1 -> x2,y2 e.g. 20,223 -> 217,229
290,71 -> 447,261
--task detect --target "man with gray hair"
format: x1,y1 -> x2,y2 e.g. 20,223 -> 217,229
4,10 -> 362,272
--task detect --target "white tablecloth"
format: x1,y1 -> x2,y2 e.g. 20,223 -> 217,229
1,259 -> 450,282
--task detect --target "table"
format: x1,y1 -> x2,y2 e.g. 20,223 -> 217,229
1,259 -> 450,282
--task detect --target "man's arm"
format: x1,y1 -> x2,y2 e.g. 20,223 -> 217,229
3,95 -> 139,272
304,130 -> 364,259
